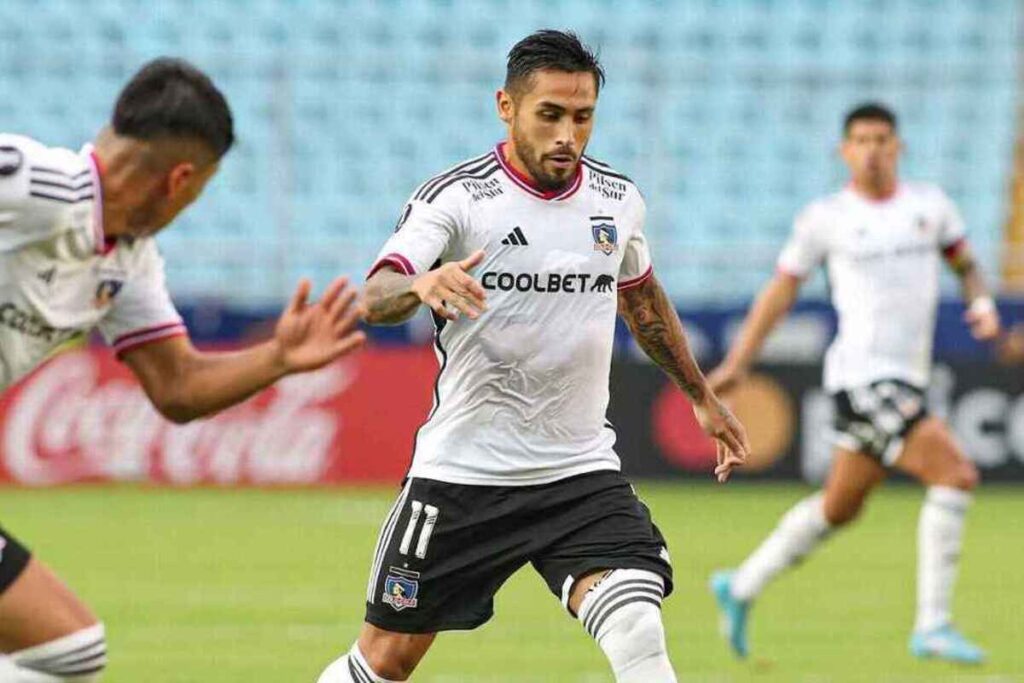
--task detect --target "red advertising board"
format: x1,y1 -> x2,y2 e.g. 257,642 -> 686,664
0,347 -> 438,486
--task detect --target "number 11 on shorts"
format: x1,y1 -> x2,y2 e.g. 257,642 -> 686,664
398,501 -> 440,560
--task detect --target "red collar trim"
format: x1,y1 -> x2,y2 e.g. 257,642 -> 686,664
494,142 -> 582,201
84,146 -> 114,255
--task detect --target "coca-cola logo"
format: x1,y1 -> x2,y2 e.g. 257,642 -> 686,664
1,351 -> 356,485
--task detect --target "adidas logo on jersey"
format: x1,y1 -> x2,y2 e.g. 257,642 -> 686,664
501,227 -> 529,246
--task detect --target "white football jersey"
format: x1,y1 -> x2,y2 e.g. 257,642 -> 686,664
0,134 -> 186,389
369,144 -> 653,486
778,182 -> 966,392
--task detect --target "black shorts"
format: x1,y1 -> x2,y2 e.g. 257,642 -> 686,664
364,470 -> 673,634
832,379 -> 928,466
0,525 -> 32,594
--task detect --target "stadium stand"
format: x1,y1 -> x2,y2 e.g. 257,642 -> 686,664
0,0 -> 1018,306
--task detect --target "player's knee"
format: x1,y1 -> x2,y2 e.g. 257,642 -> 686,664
10,622 -> 107,680
360,637 -> 421,681
952,461 -> 979,491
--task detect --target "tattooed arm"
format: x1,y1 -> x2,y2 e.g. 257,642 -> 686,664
363,251 -> 487,326
619,274 -> 750,481
944,241 -> 1000,341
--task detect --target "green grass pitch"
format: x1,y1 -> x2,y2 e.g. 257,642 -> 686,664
4,482 -> 1022,682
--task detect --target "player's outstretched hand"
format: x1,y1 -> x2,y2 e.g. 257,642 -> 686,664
411,250 -> 488,322
273,276 -> 367,373
706,362 -> 747,397
693,394 -> 750,484
964,298 -> 1001,342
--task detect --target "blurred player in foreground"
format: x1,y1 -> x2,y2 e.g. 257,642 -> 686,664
709,103 -> 999,664
316,30 -> 749,683
0,59 -> 365,681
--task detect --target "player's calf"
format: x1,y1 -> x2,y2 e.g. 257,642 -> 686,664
5,623 -> 106,681
575,569 -> 677,683
317,642 -> 407,683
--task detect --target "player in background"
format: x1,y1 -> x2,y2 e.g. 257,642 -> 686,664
0,59 -> 365,681
708,104 -> 999,664
315,30 -> 749,683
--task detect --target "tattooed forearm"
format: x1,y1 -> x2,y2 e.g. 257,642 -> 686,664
363,271 -> 422,325
619,275 -> 707,403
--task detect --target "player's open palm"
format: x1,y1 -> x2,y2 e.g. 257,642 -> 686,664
693,395 -> 750,483
411,250 -> 488,321
274,276 -> 366,373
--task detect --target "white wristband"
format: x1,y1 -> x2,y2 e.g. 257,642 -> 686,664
968,296 -> 996,316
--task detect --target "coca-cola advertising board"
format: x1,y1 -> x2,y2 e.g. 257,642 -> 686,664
0,347 -> 437,486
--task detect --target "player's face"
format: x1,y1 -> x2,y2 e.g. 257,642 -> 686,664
128,161 -> 219,237
499,69 -> 597,191
841,120 -> 901,185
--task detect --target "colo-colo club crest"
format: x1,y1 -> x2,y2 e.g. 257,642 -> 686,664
382,567 -> 420,611
590,216 -> 618,255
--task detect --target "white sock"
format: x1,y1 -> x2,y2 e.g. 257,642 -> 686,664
6,624 -> 106,681
731,493 -> 833,602
316,643 -> 403,683
0,656 -> 74,682
577,569 -> 677,683
915,486 -> 971,633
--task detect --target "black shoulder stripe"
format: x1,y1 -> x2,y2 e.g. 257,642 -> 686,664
416,155 -> 496,202
582,159 -> 633,184
29,178 -> 93,192
583,155 -> 611,169
414,151 -> 495,201
30,166 -> 90,180
29,190 -> 94,204
424,162 -> 499,203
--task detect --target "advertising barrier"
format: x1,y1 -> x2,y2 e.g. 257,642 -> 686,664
2,348 -> 1023,485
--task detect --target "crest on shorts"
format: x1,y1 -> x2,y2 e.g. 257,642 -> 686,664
94,279 -> 124,308
590,216 -> 618,255
382,567 -> 420,611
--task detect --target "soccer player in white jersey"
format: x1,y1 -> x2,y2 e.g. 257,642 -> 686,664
708,103 -> 1000,665
315,31 -> 751,683
0,59 -> 365,681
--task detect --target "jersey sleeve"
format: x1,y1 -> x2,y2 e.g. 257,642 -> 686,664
366,193 -> 461,278
97,242 -> 188,356
935,188 -> 967,256
0,135 -> 95,252
617,189 -> 654,290
777,203 -> 828,278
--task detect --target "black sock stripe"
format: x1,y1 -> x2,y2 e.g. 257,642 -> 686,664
590,595 -> 663,640
349,656 -> 373,683
48,654 -> 108,675
582,581 -> 663,634
582,578 -> 664,623
414,153 -> 495,200
585,586 -> 663,637
24,638 -> 105,666
424,162 -> 499,203
44,648 -> 107,672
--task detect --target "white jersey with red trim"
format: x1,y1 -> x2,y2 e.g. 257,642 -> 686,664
777,181 -> 966,392
369,144 -> 653,486
0,134 -> 186,390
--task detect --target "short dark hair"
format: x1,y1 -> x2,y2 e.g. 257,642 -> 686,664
505,30 -> 605,96
112,57 -> 234,159
843,102 -> 898,136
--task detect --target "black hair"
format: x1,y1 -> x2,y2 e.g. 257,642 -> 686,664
843,102 -> 898,136
505,30 -> 605,96
112,57 -> 234,159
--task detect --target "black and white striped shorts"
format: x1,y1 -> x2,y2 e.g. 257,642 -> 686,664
363,470 -> 673,634
0,525 -> 32,594
832,379 -> 928,466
